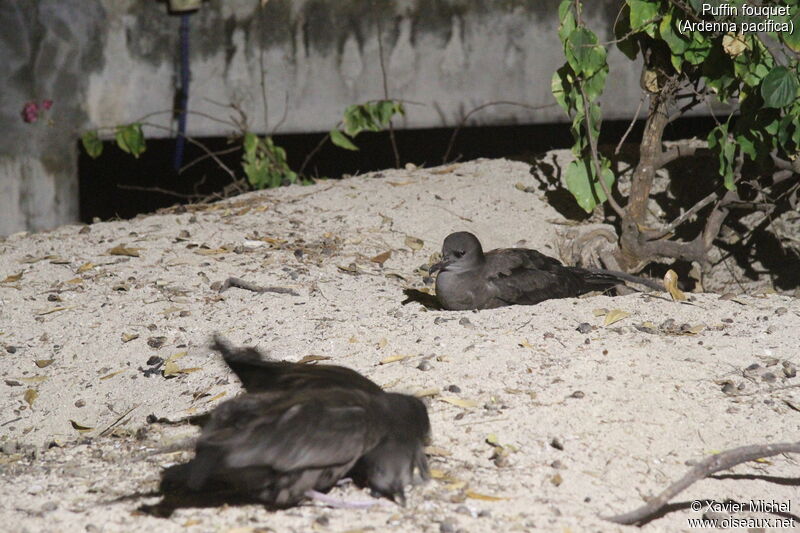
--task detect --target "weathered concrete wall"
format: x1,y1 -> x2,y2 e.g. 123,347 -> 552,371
1,0 -> 643,235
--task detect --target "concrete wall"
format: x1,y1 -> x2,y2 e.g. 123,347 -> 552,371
1,0 -> 642,235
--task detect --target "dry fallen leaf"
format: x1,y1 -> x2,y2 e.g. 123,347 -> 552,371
100,370 -> 125,380
405,235 -> 424,251
163,351 -> 189,377
440,396 -> 479,408
70,420 -> 94,433
663,269 -> 686,301
379,354 -> 409,365
23,388 -> 38,407
205,392 -> 227,404
370,250 -> 392,266
1,272 -> 23,283
603,309 -> 630,326
466,490 -> 507,502
34,359 -> 54,368
107,244 -> 141,257
592,308 -> 608,317
76,262 -> 95,273
37,306 -> 68,316
519,339 -> 535,349
121,333 -> 139,343
414,388 -> 440,398
194,247 -> 228,256
297,354 -> 332,364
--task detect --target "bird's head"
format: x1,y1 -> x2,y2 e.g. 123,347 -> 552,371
429,231 -> 484,274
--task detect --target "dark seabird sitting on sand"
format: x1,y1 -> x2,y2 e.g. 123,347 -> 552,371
430,231 -> 662,310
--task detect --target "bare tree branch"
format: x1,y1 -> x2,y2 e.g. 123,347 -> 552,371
604,441 -> 800,525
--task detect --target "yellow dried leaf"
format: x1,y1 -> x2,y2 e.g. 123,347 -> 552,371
34,359 -> 54,368
722,32 -> 747,57
37,306 -> 68,316
430,468 -> 446,479
370,250 -> 392,266
663,269 -> 686,301
486,434 -> 501,447
297,354 -> 332,364
414,388 -> 440,398
66,277 -> 83,285
465,490 -> 506,501
121,333 -> 139,343
194,248 -> 228,256
377,338 -> 388,349
23,388 -> 38,406
592,308 -> 608,317
163,351 -> 189,377
445,480 -> 468,491
177,367 -> 201,374
519,339 -> 534,349
20,376 -> 47,384
1,272 -> 23,283
424,446 -> 452,457
100,370 -> 125,380
388,180 -> 415,186
686,324 -> 705,335
205,392 -> 227,403
440,396 -> 478,408
70,420 -> 94,433
379,354 -> 409,365
76,262 -> 95,273
404,235 -> 424,251
107,244 -> 140,257
603,309 -> 630,326
163,360 -> 180,377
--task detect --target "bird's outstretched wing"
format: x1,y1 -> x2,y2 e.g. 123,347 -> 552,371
211,335 -> 382,394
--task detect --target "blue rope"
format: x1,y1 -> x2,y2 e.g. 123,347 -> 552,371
173,13 -> 191,170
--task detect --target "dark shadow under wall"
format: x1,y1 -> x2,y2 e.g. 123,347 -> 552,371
78,115 -> 721,223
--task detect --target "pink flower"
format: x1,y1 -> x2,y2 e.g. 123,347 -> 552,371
41,99 -> 53,110
21,101 -> 38,123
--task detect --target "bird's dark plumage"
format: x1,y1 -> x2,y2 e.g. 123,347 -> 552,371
210,334 -> 382,395
158,337 -> 430,508
430,231 -> 661,310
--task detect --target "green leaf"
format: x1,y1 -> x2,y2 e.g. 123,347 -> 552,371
628,0 -> 659,37
779,8 -> 800,52
761,66 -> 799,108
614,3 -> 639,60
707,124 -> 736,190
243,132 -> 258,155
551,64 -> 576,112
582,65 -> 608,102
330,129 -> 359,151
658,11 -> 690,57
564,158 -> 615,213
81,131 -> 103,159
566,28 -> 607,78
115,124 -> 145,158
557,0 -> 576,44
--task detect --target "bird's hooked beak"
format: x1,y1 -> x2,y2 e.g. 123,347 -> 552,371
428,259 -> 448,274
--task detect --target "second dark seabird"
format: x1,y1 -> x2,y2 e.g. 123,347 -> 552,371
430,231 -> 662,310
159,337 -> 430,508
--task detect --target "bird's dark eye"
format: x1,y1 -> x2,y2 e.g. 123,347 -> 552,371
453,250 -> 465,258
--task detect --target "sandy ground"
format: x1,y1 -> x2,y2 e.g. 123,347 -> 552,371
1,157 -> 799,533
